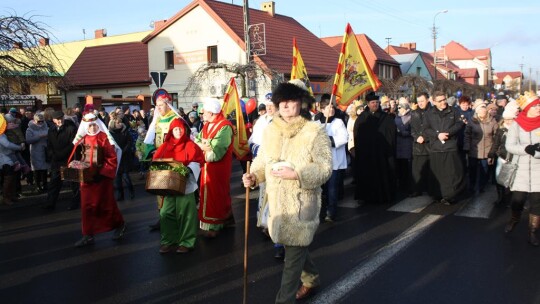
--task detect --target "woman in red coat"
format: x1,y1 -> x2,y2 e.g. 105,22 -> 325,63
72,112 -> 126,248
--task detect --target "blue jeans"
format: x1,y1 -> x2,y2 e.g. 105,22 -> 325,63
323,170 -> 340,219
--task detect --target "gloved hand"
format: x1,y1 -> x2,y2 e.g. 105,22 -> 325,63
525,144 -> 539,156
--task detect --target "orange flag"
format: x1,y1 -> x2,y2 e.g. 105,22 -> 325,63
291,37 -> 314,96
332,23 -> 381,110
221,77 -> 250,159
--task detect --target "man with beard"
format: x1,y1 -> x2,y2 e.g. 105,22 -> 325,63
353,92 -> 396,205
423,91 -> 466,205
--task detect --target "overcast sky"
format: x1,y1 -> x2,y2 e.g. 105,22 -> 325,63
3,0 -> 539,77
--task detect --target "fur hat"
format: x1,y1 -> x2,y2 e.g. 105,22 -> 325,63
366,92 -> 380,102
203,99 -> 222,114
271,82 -> 314,108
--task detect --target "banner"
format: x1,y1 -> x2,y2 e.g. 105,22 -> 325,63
221,77 -> 250,159
291,37 -> 313,96
332,23 -> 381,110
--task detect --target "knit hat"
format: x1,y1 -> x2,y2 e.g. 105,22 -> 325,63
472,99 -> 487,110
192,101 -> 199,107
188,111 -> 197,119
502,100 -> 519,119
486,103 -> 498,112
203,99 -> 222,114
9,108 -> 17,114
52,111 -> 64,119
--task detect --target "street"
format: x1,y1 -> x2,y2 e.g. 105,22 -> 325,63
1,164 -> 540,304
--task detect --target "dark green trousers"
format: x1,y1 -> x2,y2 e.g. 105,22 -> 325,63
275,246 -> 320,304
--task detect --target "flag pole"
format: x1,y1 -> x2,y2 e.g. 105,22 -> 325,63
243,161 -> 251,304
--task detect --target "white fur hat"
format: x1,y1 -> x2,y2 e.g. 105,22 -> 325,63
203,99 -> 222,114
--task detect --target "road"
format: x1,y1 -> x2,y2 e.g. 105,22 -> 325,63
1,165 -> 540,304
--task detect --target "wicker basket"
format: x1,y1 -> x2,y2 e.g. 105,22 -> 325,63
145,159 -> 187,196
60,166 -> 98,183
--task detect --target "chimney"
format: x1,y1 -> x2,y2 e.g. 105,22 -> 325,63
12,42 -> 23,49
261,1 -> 275,16
153,19 -> 167,29
400,42 -> 416,51
94,29 -> 107,39
39,38 -> 50,46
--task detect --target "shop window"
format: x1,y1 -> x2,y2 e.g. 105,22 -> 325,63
207,46 -> 218,63
165,50 -> 174,70
112,95 -> 122,98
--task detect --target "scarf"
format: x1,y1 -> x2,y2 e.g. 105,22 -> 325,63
153,118 -> 204,166
515,99 -> 540,132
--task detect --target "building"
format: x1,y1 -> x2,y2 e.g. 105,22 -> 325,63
2,30 -> 150,111
62,42 -> 151,111
142,0 -> 338,107
435,41 -> 492,86
493,71 -> 523,92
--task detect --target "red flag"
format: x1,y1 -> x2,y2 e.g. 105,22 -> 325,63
332,23 -> 382,110
221,77 -> 250,159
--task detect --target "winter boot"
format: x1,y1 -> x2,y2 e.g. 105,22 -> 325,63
528,214 -> 540,246
505,210 -> 522,233
2,175 -> 17,205
495,185 -> 504,205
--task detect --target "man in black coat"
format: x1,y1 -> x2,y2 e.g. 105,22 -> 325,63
423,91 -> 466,205
353,92 -> 396,205
43,111 -> 80,210
410,92 -> 432,197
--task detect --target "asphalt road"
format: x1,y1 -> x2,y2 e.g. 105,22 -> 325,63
1,165 -> 540,304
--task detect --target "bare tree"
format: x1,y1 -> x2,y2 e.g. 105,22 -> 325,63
0,12 -> 63,95
182,62 -> 283,99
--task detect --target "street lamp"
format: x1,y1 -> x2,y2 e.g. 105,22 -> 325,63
432,9 -> 448,81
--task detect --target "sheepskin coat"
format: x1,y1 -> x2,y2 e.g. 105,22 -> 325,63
250,116 -> 332,247
505,123 -> 540,193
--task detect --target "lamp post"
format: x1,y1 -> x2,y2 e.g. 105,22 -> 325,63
432,10 -> 448,81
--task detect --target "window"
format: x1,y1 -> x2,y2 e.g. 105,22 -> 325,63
416,67 -> 421,75
207,45 -> 218,63
170,93 -> 179,108
77,96 -> 85,104
165,51 -> 174,69
112,95 -> 122,99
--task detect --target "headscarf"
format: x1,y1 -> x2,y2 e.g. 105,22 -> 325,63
515,93 -> 540,132
144,95 -> 183,144
153,118 -> 204,166
73,112 -> 122,167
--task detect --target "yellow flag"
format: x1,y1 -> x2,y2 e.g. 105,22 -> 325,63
221,77 -> 250,159
291,37 -> 314,96
332,23 -> 381,110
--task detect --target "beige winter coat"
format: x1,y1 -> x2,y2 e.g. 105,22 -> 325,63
251,116 -> 332,247
505,123 -> 540,193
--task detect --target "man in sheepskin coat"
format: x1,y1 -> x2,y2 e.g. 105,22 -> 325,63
243,80 -> 332,303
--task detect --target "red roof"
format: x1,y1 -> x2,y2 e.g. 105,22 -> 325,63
458,68 -> 479,78
495,71 -> 522,79
143,0 -> 338,77
64,42 -> 150,88
321,34 -> 400,70
441,41 -> 474,60
385,45 -> 416,55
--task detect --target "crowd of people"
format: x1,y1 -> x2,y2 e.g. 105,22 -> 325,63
1,82 -> 539,303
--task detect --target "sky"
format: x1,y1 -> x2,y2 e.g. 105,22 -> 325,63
3,0 -> 540,78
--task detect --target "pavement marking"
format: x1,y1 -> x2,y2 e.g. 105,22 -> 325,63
387,195 -> 433,213
454,185 -> 497,219
309,214 -> 443,304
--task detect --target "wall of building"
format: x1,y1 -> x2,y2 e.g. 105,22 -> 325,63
65,86 -> 150,108
450,59 -> 488,86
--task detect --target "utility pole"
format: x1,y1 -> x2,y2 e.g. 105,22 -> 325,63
385,37 -> 392,54
529,67 -> 533,92
243,0 -> 251,64
432,10 -> 448,81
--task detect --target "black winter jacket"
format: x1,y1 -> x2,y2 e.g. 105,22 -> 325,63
423,106 -> 464,153
47,119 -> 78,169
410,106 -> 431,156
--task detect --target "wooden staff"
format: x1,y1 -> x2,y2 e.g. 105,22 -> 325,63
243,161 -> 251,304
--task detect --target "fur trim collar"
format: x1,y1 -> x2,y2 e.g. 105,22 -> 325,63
272,116 -> 308,138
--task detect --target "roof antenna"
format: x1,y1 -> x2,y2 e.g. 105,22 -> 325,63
82,29 -> 86,40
